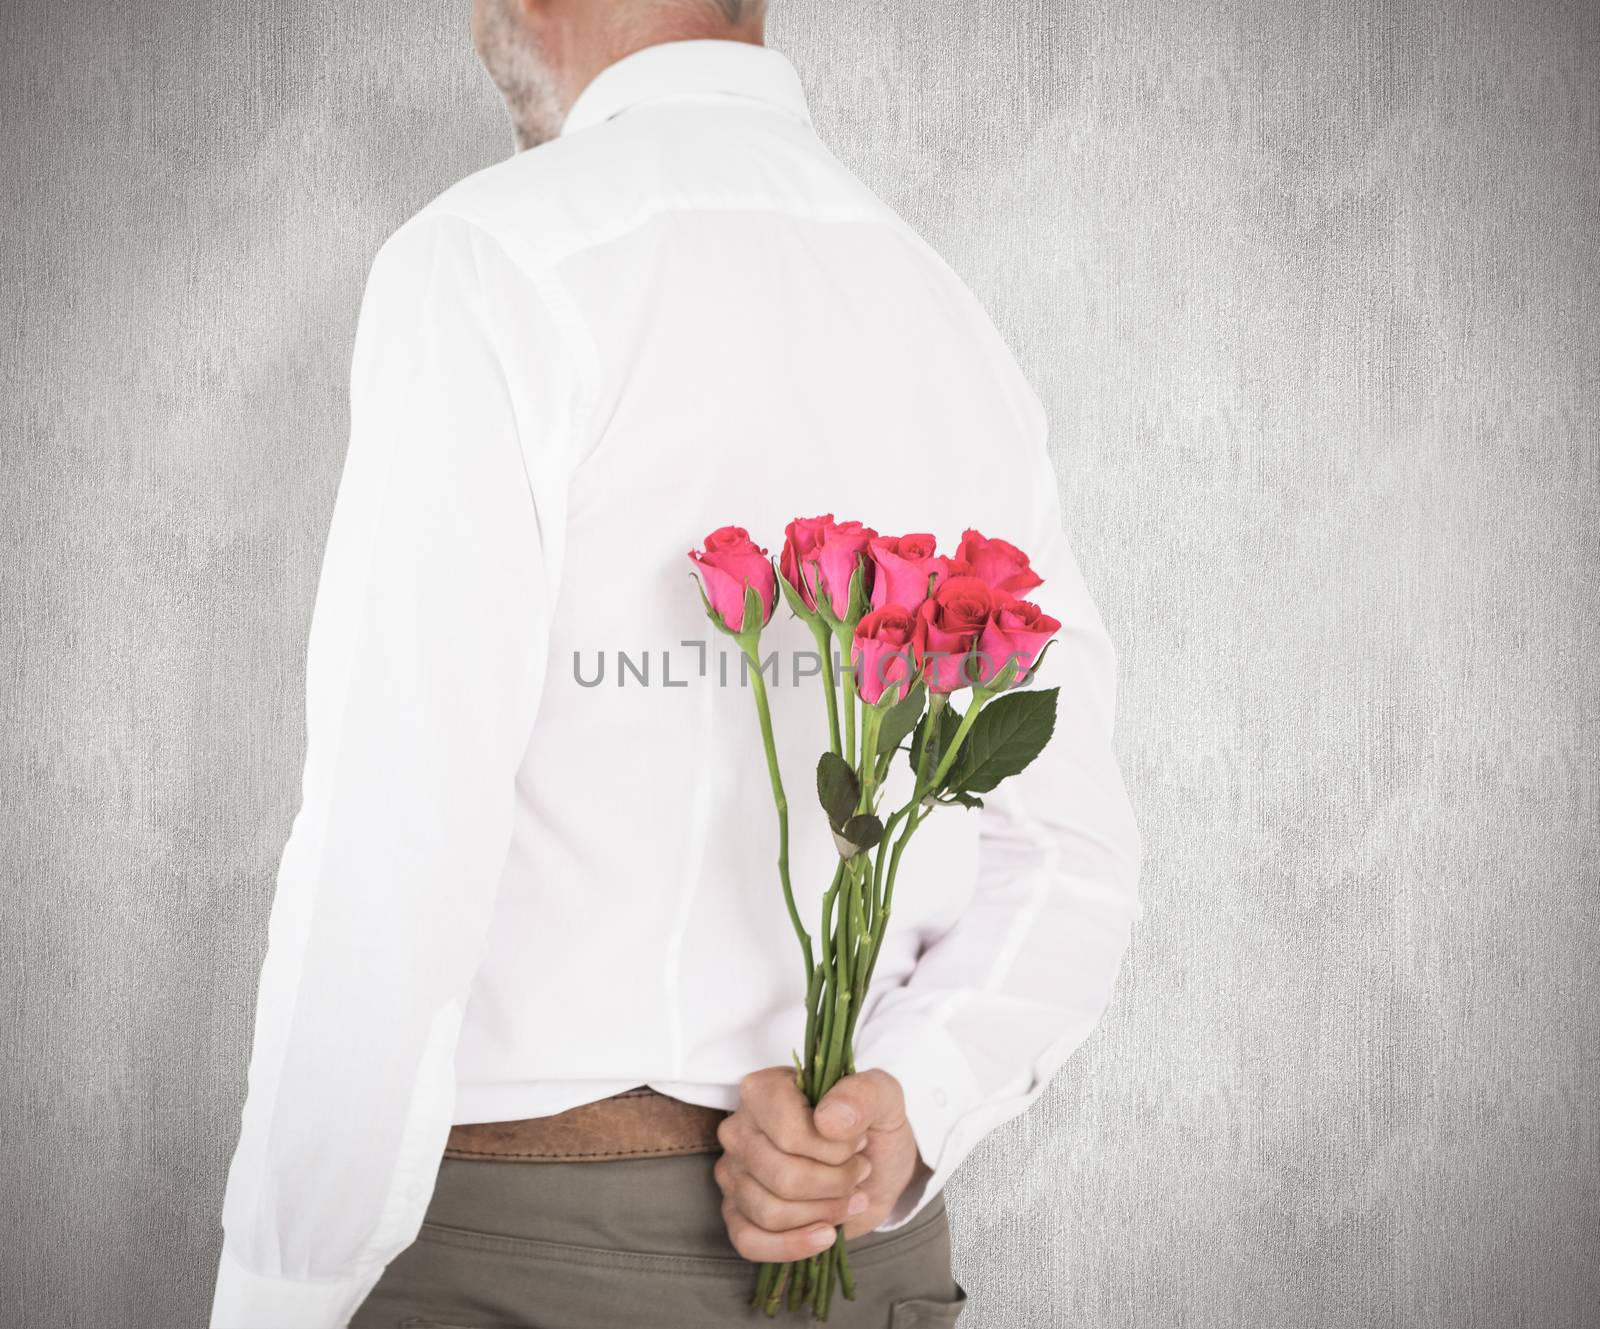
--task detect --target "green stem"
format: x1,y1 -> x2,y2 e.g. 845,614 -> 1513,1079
870,807 -> 905,935
813,994 -> 834,1101
808,620 -> 842,757
839,634 -> 859,769
787,1254 -> 807,1310
848,806 -> 926,1054
751,1259 -> 778,1309
839,857 -> 858,969
746,655 -> 813,987
817,860 -> 856,1102
811,870 -> 842,1100
762,1260 -> 789,1315
878,815 -> 919,944
914,693 -> 946,793
851,876 -> 873,997
798,965 -> 823,1094
820,899 -> 853,1095
857,704 -> 885,810
843,885 -> 870,1056
837,1232 -> 856,1300
923,690 -> 989,796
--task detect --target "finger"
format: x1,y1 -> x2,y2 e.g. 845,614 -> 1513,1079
720,1156 -> 870,1234
721,1194 -> 839,1264
737,1122 -> 874,1201
719,1099 -> 868,1200
715,1109 -> 750,1157
814,1068 -> 906,1141
712,1148 -> 739,1197
739,1068 -> 860,1165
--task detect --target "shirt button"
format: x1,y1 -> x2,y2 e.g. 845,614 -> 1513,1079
932,1088 -> 948,1107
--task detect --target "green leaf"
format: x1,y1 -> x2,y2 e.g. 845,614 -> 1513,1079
1018,638 -> 1056,685
776,556 -> 816,622
836,813 -> 884,856
844,560 -> 870,623
816,751 -> 860,829
908,702 -> 963,784
947,688 -> 1059,795
875,682 -> 926,762
740,581 -> 766,637
937,790 -> 985,809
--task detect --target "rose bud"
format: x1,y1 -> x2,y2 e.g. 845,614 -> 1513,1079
778,514 -> 832,611
956,529 -> 1044,595
868,533 -> 945,612
913,575 -> 995,693
975,593 -> 1062,686
687,526 -> 777,634
852,606 -> 919,705
780,515 -> 877,619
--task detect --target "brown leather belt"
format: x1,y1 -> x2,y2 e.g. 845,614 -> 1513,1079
444,1085 -> 730,1163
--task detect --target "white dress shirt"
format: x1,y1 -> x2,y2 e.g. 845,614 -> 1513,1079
211,37 -> 1143,1329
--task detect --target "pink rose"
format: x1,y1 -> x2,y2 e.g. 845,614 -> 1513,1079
868,534 -> 945,612
688,526 -> 777,633
780,515 -> 877,619
975,593 -> 1061,685
779,515 -> 833,610
955,529 -> 1044,595
913,575 -> 995,693
852,606 -> 919,705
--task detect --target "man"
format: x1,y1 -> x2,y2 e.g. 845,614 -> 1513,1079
209,1 -> 1143,1325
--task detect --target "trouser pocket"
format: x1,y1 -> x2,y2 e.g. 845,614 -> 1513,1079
888,1278 -> 968,1326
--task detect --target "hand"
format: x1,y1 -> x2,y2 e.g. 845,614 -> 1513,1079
715,1066 -> 927,1261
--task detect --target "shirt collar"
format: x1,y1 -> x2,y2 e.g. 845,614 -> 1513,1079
559,39 -> 812,138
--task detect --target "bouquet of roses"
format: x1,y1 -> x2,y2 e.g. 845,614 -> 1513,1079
688,516 -> 1063,1321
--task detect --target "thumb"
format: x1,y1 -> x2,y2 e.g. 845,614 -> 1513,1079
814,1069 -> 905,1141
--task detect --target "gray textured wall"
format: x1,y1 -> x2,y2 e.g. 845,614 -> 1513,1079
3,1 -> 1596,1326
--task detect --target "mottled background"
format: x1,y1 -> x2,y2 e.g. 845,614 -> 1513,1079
3,0 -> 1596,1326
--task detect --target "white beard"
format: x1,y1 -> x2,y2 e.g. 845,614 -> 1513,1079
475,1 -> 567,150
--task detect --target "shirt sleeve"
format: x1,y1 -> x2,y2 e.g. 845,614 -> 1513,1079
850,426 -> 1144,1233
209,214 -> 576,1328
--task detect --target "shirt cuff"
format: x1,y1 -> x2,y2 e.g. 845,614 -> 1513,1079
209,1244 -> 386,1329
850,1011 -> 984,1233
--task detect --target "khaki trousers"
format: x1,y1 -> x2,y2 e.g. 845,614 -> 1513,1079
349,1152 -> 967,1329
